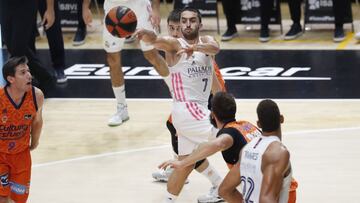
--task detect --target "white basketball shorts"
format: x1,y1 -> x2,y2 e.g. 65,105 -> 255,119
171,101 -> 219,156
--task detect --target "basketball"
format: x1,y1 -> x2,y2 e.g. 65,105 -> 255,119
105,6 -> 137,38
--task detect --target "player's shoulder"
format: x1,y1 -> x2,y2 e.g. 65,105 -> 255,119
263,140 -> 289,164
33,87 -> 44,107
33,87 -> 44,98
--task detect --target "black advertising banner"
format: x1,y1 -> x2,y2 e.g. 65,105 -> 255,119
58,0 -> 79,27
173,0 -> 218,17
238,0 -> 281,24
2,49 -> 358,99
304,0 -> 353,24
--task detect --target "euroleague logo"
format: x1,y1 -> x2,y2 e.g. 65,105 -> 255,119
63,64 -> 331,81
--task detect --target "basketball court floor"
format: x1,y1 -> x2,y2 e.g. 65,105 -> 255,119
1,2 -> 360,203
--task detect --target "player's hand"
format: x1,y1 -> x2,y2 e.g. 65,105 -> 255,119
176,45 -> 195,59
134,29 -> 156,43
158,159 -> 184,170
30,141 -> 39,151
82,7 -> 93,26
42,8 -> 55,30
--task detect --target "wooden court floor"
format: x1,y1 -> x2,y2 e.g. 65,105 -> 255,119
27,99 -> 360,203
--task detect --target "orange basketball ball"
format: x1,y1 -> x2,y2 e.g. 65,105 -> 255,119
105,6 -> 137,38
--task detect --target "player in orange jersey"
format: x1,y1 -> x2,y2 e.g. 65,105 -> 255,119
160,92 -> 298,203
0,56 -> 44,203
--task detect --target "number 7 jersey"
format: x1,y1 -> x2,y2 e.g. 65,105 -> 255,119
170,38 -> 213,104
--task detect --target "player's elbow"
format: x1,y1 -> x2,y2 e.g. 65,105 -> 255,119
213,140 -> 227,152
212,46 -> 220,55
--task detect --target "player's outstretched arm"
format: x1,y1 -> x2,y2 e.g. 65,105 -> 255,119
159,134 -> 234,169
30,88 -> 44,151
135,29 -> 179,53
176,35 -> 220,57
218,162 -> 243,203
195,35 -> 220,56
260,142 -> 290,203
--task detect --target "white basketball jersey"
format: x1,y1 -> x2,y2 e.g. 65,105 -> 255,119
170,38 -> 213,104
240,136 -> 292,203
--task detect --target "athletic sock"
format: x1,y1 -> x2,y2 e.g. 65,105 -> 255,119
112,85 -> 126,106
163,191 -> 178,203
201,164 -> 223,187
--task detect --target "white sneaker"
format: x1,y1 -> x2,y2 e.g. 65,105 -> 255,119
355,32 -> 360,41
108,104 -> 129,126
152,167 -> 173,182
152,167 -> 189,184
197,186 -> 224,203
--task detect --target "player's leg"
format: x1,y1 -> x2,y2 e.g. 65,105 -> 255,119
162,128 -> 200,202
143,49 -> 170,77
152,118 -> 179,182
135,0 -> 171,89
106,51 -> 129,126
103,1 -> 129,126
0,162 -> 11,203
164,155 -> 195,203
195,160 -> 224,203
8,150 -> 31,203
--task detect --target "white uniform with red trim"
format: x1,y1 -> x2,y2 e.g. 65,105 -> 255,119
103,0 -> 154,52
170,38 -> 218,156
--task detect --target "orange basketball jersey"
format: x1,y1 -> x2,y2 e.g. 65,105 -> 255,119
212,60 -> 226,91
0,87 -> 37,154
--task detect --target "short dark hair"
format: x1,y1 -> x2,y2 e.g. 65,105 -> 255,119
180,7 -> 202,23
256,99 -> 281,132
211,92 -> 236,123
167,9 -> 181,24
2,56 -> 28,85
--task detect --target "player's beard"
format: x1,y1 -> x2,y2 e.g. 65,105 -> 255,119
182,27 -> 199,40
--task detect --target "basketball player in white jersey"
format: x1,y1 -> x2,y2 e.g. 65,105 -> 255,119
82,0 -> 169,126
219,99 -> 293,203
151,9 -> 225,203
135,7 -> 223,203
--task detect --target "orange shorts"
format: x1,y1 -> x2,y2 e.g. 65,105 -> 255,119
288,178 -> 298,203
0,148 -> 31,203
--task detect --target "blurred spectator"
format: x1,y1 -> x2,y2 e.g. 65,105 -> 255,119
1,0 -> 55,94
283,0 -> 351,42
35,0 -> 67,83
284,0 -> 303,40
221,0 -> 240,41
73,0 -> 87,46
259,0 -> 274,42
